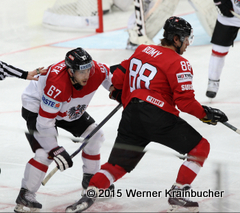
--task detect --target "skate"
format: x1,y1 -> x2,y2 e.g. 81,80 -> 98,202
14,188 -> 42,213
81,173 -> 115,197
81,173 -> 94,196
66,187 -> 98,212
167,184 -> 199,213
206,79 -> 220,98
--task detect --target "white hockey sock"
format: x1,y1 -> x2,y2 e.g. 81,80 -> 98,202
208,54 -> 226,80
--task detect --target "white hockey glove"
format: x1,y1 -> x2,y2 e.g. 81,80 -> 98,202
48,146 -> 73,171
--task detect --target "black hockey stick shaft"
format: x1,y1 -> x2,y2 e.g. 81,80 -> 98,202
221,121 -> 240,134
177,121 -> 240,161
71,103 -> 122,158
42,103 -> 122,186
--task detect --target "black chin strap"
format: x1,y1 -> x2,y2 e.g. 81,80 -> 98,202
173,41 -> 183,54
70,76 -> 83,90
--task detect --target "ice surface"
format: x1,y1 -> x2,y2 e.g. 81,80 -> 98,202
1,0 -> 240,212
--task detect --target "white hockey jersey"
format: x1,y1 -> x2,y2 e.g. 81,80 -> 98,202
22,59 -> 112,152
218,0 -> 240,27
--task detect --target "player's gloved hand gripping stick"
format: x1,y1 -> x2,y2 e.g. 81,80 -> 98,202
42,103 -> 122,186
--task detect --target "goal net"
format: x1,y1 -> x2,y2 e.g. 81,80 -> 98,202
42,0 -> 103,32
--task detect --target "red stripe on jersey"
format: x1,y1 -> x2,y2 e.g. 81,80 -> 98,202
29,158 -> 48,173
39,106 -> 58,119
58,111 -> 67,117
212,50 -> 228,57
82,151 -> 100,160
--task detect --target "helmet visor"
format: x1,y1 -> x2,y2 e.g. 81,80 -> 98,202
188,29 -> 194,45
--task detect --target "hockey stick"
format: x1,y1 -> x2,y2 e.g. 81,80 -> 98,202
221,121 -> 240,134
134,0 -> 146,37
231,10 -> 240,19
177,122 -> 240,161
42,103 -> 122,186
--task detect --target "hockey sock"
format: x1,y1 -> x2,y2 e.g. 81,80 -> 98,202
176,161 -> 200,185
82,151 -> 101,174
89,163 -> 127,189
89,172 -> 111,189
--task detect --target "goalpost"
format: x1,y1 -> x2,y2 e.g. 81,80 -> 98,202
42,0 -> 104,32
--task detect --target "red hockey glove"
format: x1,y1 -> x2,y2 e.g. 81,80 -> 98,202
214,0 -> 234,17
200,105 -> 228,125
48,146 -> 73,171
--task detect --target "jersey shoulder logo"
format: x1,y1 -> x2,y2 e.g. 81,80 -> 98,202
97,62 -> 108,78
176,72 -> 193,83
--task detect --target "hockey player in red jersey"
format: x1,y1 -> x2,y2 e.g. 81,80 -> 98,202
65,17 -> 228,213
206,0 -> 240,98
14,47 -> 114,213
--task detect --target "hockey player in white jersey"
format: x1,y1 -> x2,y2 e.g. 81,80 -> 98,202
14,47 -> 114,213
206,0 -> 240,98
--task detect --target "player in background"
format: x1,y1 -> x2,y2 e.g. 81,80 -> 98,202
99,0 -> 217,50
206,0 -> 240,98
126,0 -> 179,50
65,17 -> 228,213
0,60 -> 46,81
100,0 -> 178,50
14,47 -> 114,213
126,0 -> 218,50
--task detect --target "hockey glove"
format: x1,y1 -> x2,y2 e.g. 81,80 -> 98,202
214,0 -> 234,17
109,87 -> 122,104
48,146 -> 73,171
200,105 -> 228,125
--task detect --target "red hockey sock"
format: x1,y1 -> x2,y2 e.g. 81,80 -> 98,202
88,163 -> 127,189
176,164 -> 198,185
89,172 -> 110,189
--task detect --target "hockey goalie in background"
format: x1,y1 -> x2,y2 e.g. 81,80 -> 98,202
123,0 -> 218,50
43,0 -> 218,49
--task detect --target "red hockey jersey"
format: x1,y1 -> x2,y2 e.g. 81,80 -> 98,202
112,44 -> 206,119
